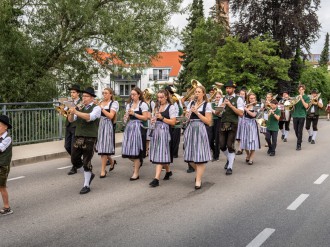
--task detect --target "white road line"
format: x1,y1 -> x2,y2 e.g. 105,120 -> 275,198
287,194 -> 309,210
8,176 -> 25,181
112,155 -> 121,158
246,228 -> 275,247
314,174 -> 329,185
57,166 -> 72,170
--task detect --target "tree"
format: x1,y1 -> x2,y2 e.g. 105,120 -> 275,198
208,36 -> 291,96
188,17 -> 226,90
319,33 -> 329,67
0,0 -> 182,102
230,0 -> 321,59
177,0 -> 204,93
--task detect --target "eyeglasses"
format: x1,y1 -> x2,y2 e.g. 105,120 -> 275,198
131,93 -> 138,96
82,95 -> 91,98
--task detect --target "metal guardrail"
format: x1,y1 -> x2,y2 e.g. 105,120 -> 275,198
0,101 -> 127,146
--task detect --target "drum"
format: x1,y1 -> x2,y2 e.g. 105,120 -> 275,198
260,126 -> 267,134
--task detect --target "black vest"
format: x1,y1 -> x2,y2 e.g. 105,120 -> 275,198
190,101 -> 207,119
0,134 -> 12,167
157,104 -> 171,121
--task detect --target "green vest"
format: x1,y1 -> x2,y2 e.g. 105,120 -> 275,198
75,104 -> 99,137
0,135 -> 12,167
221,96 -> 240,123
292,95 -> 310,118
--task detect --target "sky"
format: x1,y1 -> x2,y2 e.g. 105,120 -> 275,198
169,0 -> 330,54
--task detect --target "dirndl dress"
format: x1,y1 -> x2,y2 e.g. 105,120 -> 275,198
122,119 -> 146,159
184,120 -> 212,164
97,116 -> 115,155
235,116 -> 244,140
239,116 -> 261,151
149,121 -> 172,164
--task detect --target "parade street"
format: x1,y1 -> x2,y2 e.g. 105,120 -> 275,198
1,120 -> 330,247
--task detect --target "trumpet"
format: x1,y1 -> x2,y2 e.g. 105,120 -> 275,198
209,83 -> 223,102
307,93 -> 321,111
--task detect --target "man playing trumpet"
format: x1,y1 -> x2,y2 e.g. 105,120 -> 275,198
305,89 -> 323,144
291,84 -> 310,151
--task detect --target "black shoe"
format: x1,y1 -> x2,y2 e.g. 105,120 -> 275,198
226,168 -> 232,175
267,149 -> 271,155
248,160 -> 254,165
89,173 -> 95,185
186,163 -> 195,173
311,140 -> 315,144
195,182 -> 202,190
224,160 -> 229,169
236,150 -> 243,155
283,138 -> 287,142
308,136 -> 312,142
106,160 -> 110,166
163,171 -> 173,180
130,176 -> 139,181
269,152 -> 275,156
67,166 -> 77,175
149,178 -> 159,187
296,144 -> 301,151
79,186 -> 90,194
281,134 -> 284,140
109,160 -> 117,171
100,171 -> 107,178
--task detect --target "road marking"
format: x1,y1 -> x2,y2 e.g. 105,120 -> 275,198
287,194 -> 309,210
246,228 -> 275,247
57,166 -> 72,170
314,174 -> 329,184
113,155 -> 121,158
8,176 -> 25,181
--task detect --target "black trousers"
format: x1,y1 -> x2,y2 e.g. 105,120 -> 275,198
293,117 -> 305,145
305,115 -> 319,131
71,137 -> 97,172
64,125 -> 76,155
210,118 -> 221,159
171,127 -> 181,157
278,120 -> 290,131
265,130 -> 278,153
219,122 -> 238,153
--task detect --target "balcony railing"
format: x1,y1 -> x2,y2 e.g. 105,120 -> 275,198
149,74 -> 169,81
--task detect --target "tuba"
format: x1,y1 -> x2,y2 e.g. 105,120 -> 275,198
143,88 -> 154,101
284,96 -> 301,111
182,79 -> 202,102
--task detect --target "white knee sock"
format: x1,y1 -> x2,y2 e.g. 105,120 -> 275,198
284,130 -> 289,139
308,129 -> 313,136
84,171 -> 92,187
312,131 -> 317,140
281,129 -> 285,135
223,149 -> 229,159
227,152 -> 235,170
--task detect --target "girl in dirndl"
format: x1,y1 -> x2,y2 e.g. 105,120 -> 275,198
148,89 -> 176,187
122,87 -> 149,181
235,89 -> 247,155
97,88 -> 119,178
239,93 -> 260,165
326,100 -> 330,121
184,85 -> 212,190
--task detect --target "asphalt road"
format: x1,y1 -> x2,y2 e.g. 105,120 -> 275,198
1,120 -> 330,247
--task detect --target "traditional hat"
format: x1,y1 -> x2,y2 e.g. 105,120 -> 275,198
165,86 -> 174,94
311,88 -> 318,94
68,84 -> 81,92
0,115 -> 12,129
82,87 -> 97,97
224,80 -> 237,88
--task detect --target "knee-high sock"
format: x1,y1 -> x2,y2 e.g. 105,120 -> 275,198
284,130 -> 289,139
312,131 -> 317,140
84,171 -> 92,187
308,129 -> 313,136
281,129 -> 285,135
223,149 -> 229,159
227,152 -> 235,170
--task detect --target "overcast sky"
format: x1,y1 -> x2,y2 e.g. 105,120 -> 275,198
169,0 -> 330,54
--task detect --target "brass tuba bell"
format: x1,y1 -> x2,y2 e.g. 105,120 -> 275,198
182,79 -> 203,102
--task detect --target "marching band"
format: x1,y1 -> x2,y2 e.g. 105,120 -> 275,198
58,81 -> 327,194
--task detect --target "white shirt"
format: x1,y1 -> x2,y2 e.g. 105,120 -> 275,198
0,132 -> 12,153
103,101 -> 119,112
126,101 -> 149,112
187,101 -> 212,113
73,102 -> 101,122
310,98 -> 323,113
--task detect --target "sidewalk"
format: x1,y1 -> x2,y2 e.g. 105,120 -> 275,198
11,133 -> 123,166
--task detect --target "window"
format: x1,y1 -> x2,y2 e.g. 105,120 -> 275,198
149,69 -> 170,81
119,84 -> 136,96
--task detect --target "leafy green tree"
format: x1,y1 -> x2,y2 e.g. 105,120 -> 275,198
208,36 -> 291,97
188,17 -> 226,90
178,0 -> 204,93
319,33 -> 329,67
0,0 -> 182,102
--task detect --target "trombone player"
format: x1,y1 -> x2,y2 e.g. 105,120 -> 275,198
291,84 -> 310,151
305,89 -> 323,144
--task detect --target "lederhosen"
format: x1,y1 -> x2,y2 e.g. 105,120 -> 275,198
149,104 -> 173,164
122,102 -> 147,160
183,102 -> 212,164
306,101 -> 321,131
278,99 -> 291,131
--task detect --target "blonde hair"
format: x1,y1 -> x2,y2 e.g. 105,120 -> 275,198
103,87 -> 114,101
195,85 -> 208,101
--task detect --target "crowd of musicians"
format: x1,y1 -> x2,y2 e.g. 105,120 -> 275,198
61,81 -> 326,194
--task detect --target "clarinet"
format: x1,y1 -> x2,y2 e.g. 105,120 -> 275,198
149,101 -> 160,137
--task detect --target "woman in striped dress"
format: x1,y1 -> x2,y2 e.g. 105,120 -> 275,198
122,87 -> 149,180
235,89 -> 247,155
184,85 -> 212,190
148,89 -> 176,187
239,93 -> 260,165
97,88 -> 119,178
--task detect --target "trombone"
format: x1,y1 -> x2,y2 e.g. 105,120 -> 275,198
181,79 -> 202,102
